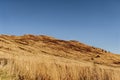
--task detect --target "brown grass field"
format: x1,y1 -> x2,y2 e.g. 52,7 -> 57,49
0,34 -> 120,80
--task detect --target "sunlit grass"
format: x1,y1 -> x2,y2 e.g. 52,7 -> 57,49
0,54 -> 120,80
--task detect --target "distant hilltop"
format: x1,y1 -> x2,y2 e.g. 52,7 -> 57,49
0,34 -> 120,66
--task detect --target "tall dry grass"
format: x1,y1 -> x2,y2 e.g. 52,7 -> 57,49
0,54 -> 119,80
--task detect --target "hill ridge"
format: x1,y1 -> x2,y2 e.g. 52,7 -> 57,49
0,34 -> 120,80
0,34 -> 120,66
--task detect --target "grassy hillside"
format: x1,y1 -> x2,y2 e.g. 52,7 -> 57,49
0,34 -> 120,80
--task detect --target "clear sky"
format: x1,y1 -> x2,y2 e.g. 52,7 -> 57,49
0,0 -> 120,54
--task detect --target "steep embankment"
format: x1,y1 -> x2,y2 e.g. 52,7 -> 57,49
0,34 -> 120,80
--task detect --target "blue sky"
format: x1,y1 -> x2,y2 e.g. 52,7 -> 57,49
0,0 -> 120,54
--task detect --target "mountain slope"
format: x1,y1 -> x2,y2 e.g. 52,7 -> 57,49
0,34 -> 120,66
0,34 -> 120,80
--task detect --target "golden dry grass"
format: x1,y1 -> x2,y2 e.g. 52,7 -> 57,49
1,54 -> 120,80
0,34 -> 120,80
